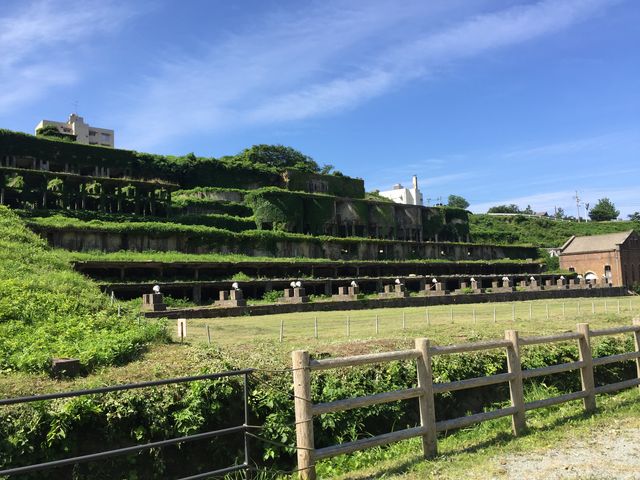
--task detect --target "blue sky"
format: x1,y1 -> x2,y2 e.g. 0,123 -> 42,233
1,0 -> 638,217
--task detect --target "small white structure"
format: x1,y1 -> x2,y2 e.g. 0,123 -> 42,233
35,114 -> 114,147
378,175 -> 423,206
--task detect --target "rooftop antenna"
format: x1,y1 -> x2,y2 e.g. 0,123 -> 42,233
72,100 -> 79,115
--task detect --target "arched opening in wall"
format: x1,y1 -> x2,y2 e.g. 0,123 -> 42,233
585,272 -> 597,285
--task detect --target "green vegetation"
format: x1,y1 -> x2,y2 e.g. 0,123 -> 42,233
27,214 -> 533,261
470,213 -> 638,247
18,208 -> 256,233
176,296 -> 640,346
0,129 -> 363,196
1,300 -> 638,478
324,388 -> 640,479
589,197 -> 620,221
0,206 -> 165,373
35,125 -> 76,142
447,194 -> 470,209
62,249 -> 538,267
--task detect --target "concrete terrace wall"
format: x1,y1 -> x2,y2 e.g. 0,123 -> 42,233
38,227 -> 538,261
144,286 -> 628,319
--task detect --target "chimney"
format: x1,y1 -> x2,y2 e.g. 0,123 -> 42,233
412,175 -> 418,189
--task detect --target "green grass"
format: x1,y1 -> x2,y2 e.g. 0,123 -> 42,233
176,296 -> 640,347
62,248 -> 539,265
0,206 -> 166,373
319,387 -> 640,479
470,214 -> 639,247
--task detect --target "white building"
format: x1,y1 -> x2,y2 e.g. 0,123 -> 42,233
378,175 -> 423,206
35,114 -> 114,148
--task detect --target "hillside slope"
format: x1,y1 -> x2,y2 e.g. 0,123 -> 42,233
0,206 -> 165,373
470,214 -> 638,247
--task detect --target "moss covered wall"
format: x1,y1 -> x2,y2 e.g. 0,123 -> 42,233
0,130 -> 363,197
244,188 -> 470,242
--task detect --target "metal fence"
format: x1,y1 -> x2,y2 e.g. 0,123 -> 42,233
0,369 -> 254,479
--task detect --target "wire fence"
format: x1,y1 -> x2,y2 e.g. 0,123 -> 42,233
174,297 -> 640,345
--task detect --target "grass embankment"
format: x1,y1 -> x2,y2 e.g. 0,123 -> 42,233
18,208 -> 256,232
470,214 -> 639,247
0,206 -> 165,374
63,249 -> 539,265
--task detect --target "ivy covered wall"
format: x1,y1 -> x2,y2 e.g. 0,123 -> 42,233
0,130 -> 363,197
243,188 -> 470,241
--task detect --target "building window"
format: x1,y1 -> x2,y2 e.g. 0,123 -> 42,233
89,131 -> 96,136
101,133 -> 111,142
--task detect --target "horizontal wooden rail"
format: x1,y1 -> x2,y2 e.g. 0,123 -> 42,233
293,319 -> 640,480
521,360 -> 585,379
430,339 -> 511,356
432,372 -> 514,394
518,332 -> 582,346
436,406 -> 517,432
590,325 -> 640,337
592,351 -> 640,367
524,390 -> 588,411
312,388 -> 423,416
309,350 -> 419,371
314,426 -> 428,461
594,377 -> 640,395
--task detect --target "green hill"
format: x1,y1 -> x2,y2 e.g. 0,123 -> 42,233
0,206 -> 165,373
470,214 -> 638,247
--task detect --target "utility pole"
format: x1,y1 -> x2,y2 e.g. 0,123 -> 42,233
574,191 -> 581,222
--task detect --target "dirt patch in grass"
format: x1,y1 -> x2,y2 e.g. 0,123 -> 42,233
495,416 -> 640,479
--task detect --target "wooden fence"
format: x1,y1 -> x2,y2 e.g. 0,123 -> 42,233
291,320 -> 640,479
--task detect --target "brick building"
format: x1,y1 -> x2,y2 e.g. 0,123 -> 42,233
559,230 -> 640,287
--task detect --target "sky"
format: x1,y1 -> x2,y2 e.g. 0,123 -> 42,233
1,0 -> 638,217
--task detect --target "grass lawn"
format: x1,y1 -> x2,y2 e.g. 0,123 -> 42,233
179,296 -> 640,349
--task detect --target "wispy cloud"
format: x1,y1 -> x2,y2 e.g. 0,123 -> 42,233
117,0 -> 620,150
0,0 -> 136,112
500,131 -> 634,160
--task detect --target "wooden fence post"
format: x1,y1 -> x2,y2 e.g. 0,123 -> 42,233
415,338 -> 437,458
576,323 -> 596,412
504,330 -> 526,435
292,350 -> 315,480
633,318 -> 640,390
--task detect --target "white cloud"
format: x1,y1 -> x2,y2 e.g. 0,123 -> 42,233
0,0 -> 136,112
501,131 -> 632,160
117,0 -> 620,150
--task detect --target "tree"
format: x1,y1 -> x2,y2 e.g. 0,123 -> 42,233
628,212 -> 640,222
447,194 -> 470,209
234,145 -> 321,173
588,198 -> 619,221
487,204 -> 520,214
554,207 -> 565,220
